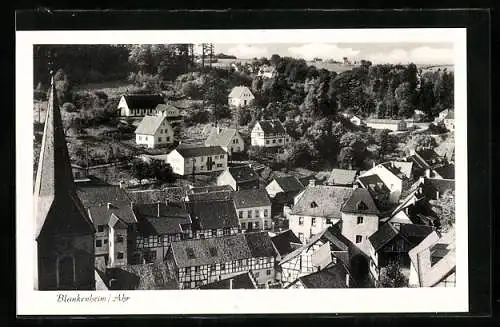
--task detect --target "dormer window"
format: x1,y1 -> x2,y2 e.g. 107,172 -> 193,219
310,201 -> 318,208
357,201 -> 368,211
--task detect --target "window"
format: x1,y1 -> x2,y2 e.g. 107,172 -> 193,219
104,239 -> 108,245
184,267 -> 189,274
264,209 -> 268,217
255,221 -> 260,229
311,218 -> 316,226
356,235 -> 362,243
298,217 -> 304,225
96,240 -> 102,247
326,218 -> 332,225
310,201 -> 318,208
266,269 -> 272,276
186,248 -> 196,259
210,264 -> 216,271
272,139 -> 276,144
255,210 -> 260,217
221,263 -> 226,271
278,139 -> 282,143
158,137 -> 162,142
117,252 -> 124,259
217,164 -> 223,168
266,140 -> 270,144
166,136 -> 170,142
248,210 -> 252,218
254,272 -> 260,278
195,266 -> 200,273
223,227 -> 231,236
264,220 -> 268,228
241,222 -> 246,229
220,155 -> 225,159
357,216 -> 364,224
97,225 -> 105,233
117,235 -> 124,243
211,229 -> 218,237
298,233 -> 304,242
239,211 -> 244,219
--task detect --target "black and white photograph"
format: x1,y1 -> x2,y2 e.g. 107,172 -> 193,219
17,27 -> 468,315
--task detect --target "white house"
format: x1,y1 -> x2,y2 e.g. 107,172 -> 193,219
251,120 -> 291,148
155,103 -> 183,125
118,94 -> 165,117
228,86 -> 255,107
350,115 -> 365,126
166,145 -> 228,176
205,127 -> 245,155
233,189 -> 272,231
359,161 -> 411,204
365,118 -> 408,131
257,65 -> 277,79
135,114 -> 175,148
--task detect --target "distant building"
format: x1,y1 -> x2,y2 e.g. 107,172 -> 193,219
186,198 -> 240,239
205,127 -> 245,155
217,165 -> 259,191
357,174 -> 391,210
228,86 -> 255,107
257,65 -> 277,79
349,115 -> 365,126
166,231 -> 277,289
155,103 -> 183,126
233,189 -> 272,231
251,120 -> 291,148
166,146 -> 227,176
135,114 -> 175,148
266,175 -> 305,217
359,161 -> 412,203
365,118 -> 408,131
326,169 -> 359,187
443,110 -> 455,131
118,94 -> 165,117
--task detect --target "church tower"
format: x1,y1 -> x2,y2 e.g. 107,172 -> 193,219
33,73 -> 96,290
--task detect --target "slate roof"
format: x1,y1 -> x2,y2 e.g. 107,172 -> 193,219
272,176 -> 304,193
76,185 -> 132,208
290,185 -> 353,219
228,86 -> 255,99
271,229 -> 302,257
174,145 -> 227,158
199,272 -> 257,289
170,231 -> 275,268
327,169 -> 358,185
358,174 -> 390,196
187,199 -> 239,230
34,76 -> 95,239
434,164 -> 455,179
126,187 -> 186,204
381,161 -> 412,179
187,190 -> 233,202
104,262 -> 178,290
369,222 -> 435,252
135,115 -> 171,135
296,263 -> 349,288
407,154 -> 430,170
205,128 -> 239,147
415,149 -> 442,166
341,188 -> 380,215
88,203 -> 137,227
227,165 -> 259,183
189,185 -> 234,194
233,189 -> 271,209
122,94 -> 165,109
422,178 -> 455,200
257,120 -> 287,136
155,104 -> 180,116
133,203 -> 191,235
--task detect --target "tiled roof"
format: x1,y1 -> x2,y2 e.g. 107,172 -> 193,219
233,189 -> 271,209
187,199 -> 239,230
76,185 -> 132,208
327,169 -> 358,185
189,185 -> 234,194
188,190 -> 233,202
341,188 -> 380,215
407,154 -> 429,170
228,86 -> 254,99
122,94 -> 164,109
135,114 -> 171,135
34,77 -> 95,238
126,187 -> 186,204
205,128 -> 238,147
256,120 -> 287,136
290,185 -> 353,219
272,175 -> 304,193
88,202 -> 137,227
296,263 -> 349,288
369,222 -> 435,252
109,213 -> 128,229
105,262 -> 178,290
271,229 -> 302,257
133,203 -> 191,235
170,231 -> 275,268
387,161 -> 413,179
422,178 -> 455,200
199,272 -> 257,289
174,145 -> 227,158
227,165 -> 259,183
358,174 -> 390,196
415,149 -> 442,166
434,163 -> 455,179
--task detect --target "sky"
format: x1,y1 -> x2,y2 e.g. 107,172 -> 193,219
209,43 -> 454,65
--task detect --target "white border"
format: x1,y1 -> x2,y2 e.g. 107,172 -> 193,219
16,29 -> 468,315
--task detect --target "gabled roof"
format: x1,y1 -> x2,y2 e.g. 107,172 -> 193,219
189,185 -> 234,194
174,145 -> 227,158
187,199 -> 239,230
433,163 -> 455,179
256,120 -> 287,136
369,222 -> 435,252
290,185 -> 353,219
199,272 -> 257,289
88,202 -> 137,227
187,190 -> 233,202
127,187 -> 186,204
381,161 -> 413,179
34,76 -> 95,239
327,169 -> 358,185
271,229 -> 302,257
421,178 -> 455,200
155,104 -> 180,116
357,174 -> 390,196
122,94 -> 164,109
76,185 -> 132,208
205,128 -> 239,147
271,175 -> 305,193
108,213 -> 128,229
135,114 -> 171,135
133,203 -> 191,235
415,149 -> 442,166
296,263 -> 349,288
233,189 -> 271,209
104,262 -> 178,290
341,188 -> 380,215
226,165 -> 259,183
228,86 -> 254,99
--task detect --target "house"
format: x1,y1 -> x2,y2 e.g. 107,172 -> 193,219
135,113 -> 175,148
127,187 -> 186,204
33,76 -> 96,290
326,169 -> 359,186
340,188 -> 381,255
266,175 -> 305,217
368,222 -> 435,283
443,110 -> 455,131
420,177 -> 455,201
187,198 -> 240,239
217,165 -> 259,191
118,94 -> 165,117
76,184 -> 132,209
198,271 -> 259,289
233,189 -> 272,231
204,127 -> 245,155
359,161 -> 413,203
100,262 -> 178,290
228,86 -> 255,107
288,181 -> 354,243
155,103 -> 183,126
166,231 -> 277,289
432,163 -> 455,180
408,228 -> 456,287
365,118 -> 408,131
286,263 -> 352,289
166,145 -> 227,176
251,120 -> 291,148
87,202 -> 138,268
257,65 -> 277,78
413,110 -> 426,121
408,148 -> 445,170
349,115 -> 365,126
132,202 -> 192,264
270,229 -> 302,262
356,174 -> 391,211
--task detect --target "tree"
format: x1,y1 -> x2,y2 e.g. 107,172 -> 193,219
204,77 -> 229,124
150,160 -> 176,183
431,189 -> 455,232
130,159 -> 151,183
53,68 -> 71,103
405,134 -> 438,153
378,261 -> 409,288
395,82 -> 415,118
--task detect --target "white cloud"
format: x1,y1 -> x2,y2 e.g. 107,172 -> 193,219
288,43 -> 360,61
366,46 -> 453,64
227,44 -> 268,59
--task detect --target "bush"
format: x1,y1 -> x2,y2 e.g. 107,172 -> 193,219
428,123 -> 448,134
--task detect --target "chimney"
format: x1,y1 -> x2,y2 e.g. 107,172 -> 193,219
107,202 -> 111,210
345,273 -> 350,287
309,179 -> 316,187
229,278 -> 233,290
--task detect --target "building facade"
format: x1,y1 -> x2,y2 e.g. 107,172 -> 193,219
166,146 -> 228,176
228,86 -> 255,107
217,165 -> 259,191
233,189 -> 272,231
205,127 -> 245,155
251,120 -> 291,148
118,94 -> 165,117
135,114 -> 175,148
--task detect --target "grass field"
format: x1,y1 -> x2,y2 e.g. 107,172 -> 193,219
74,80 -> 138,98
